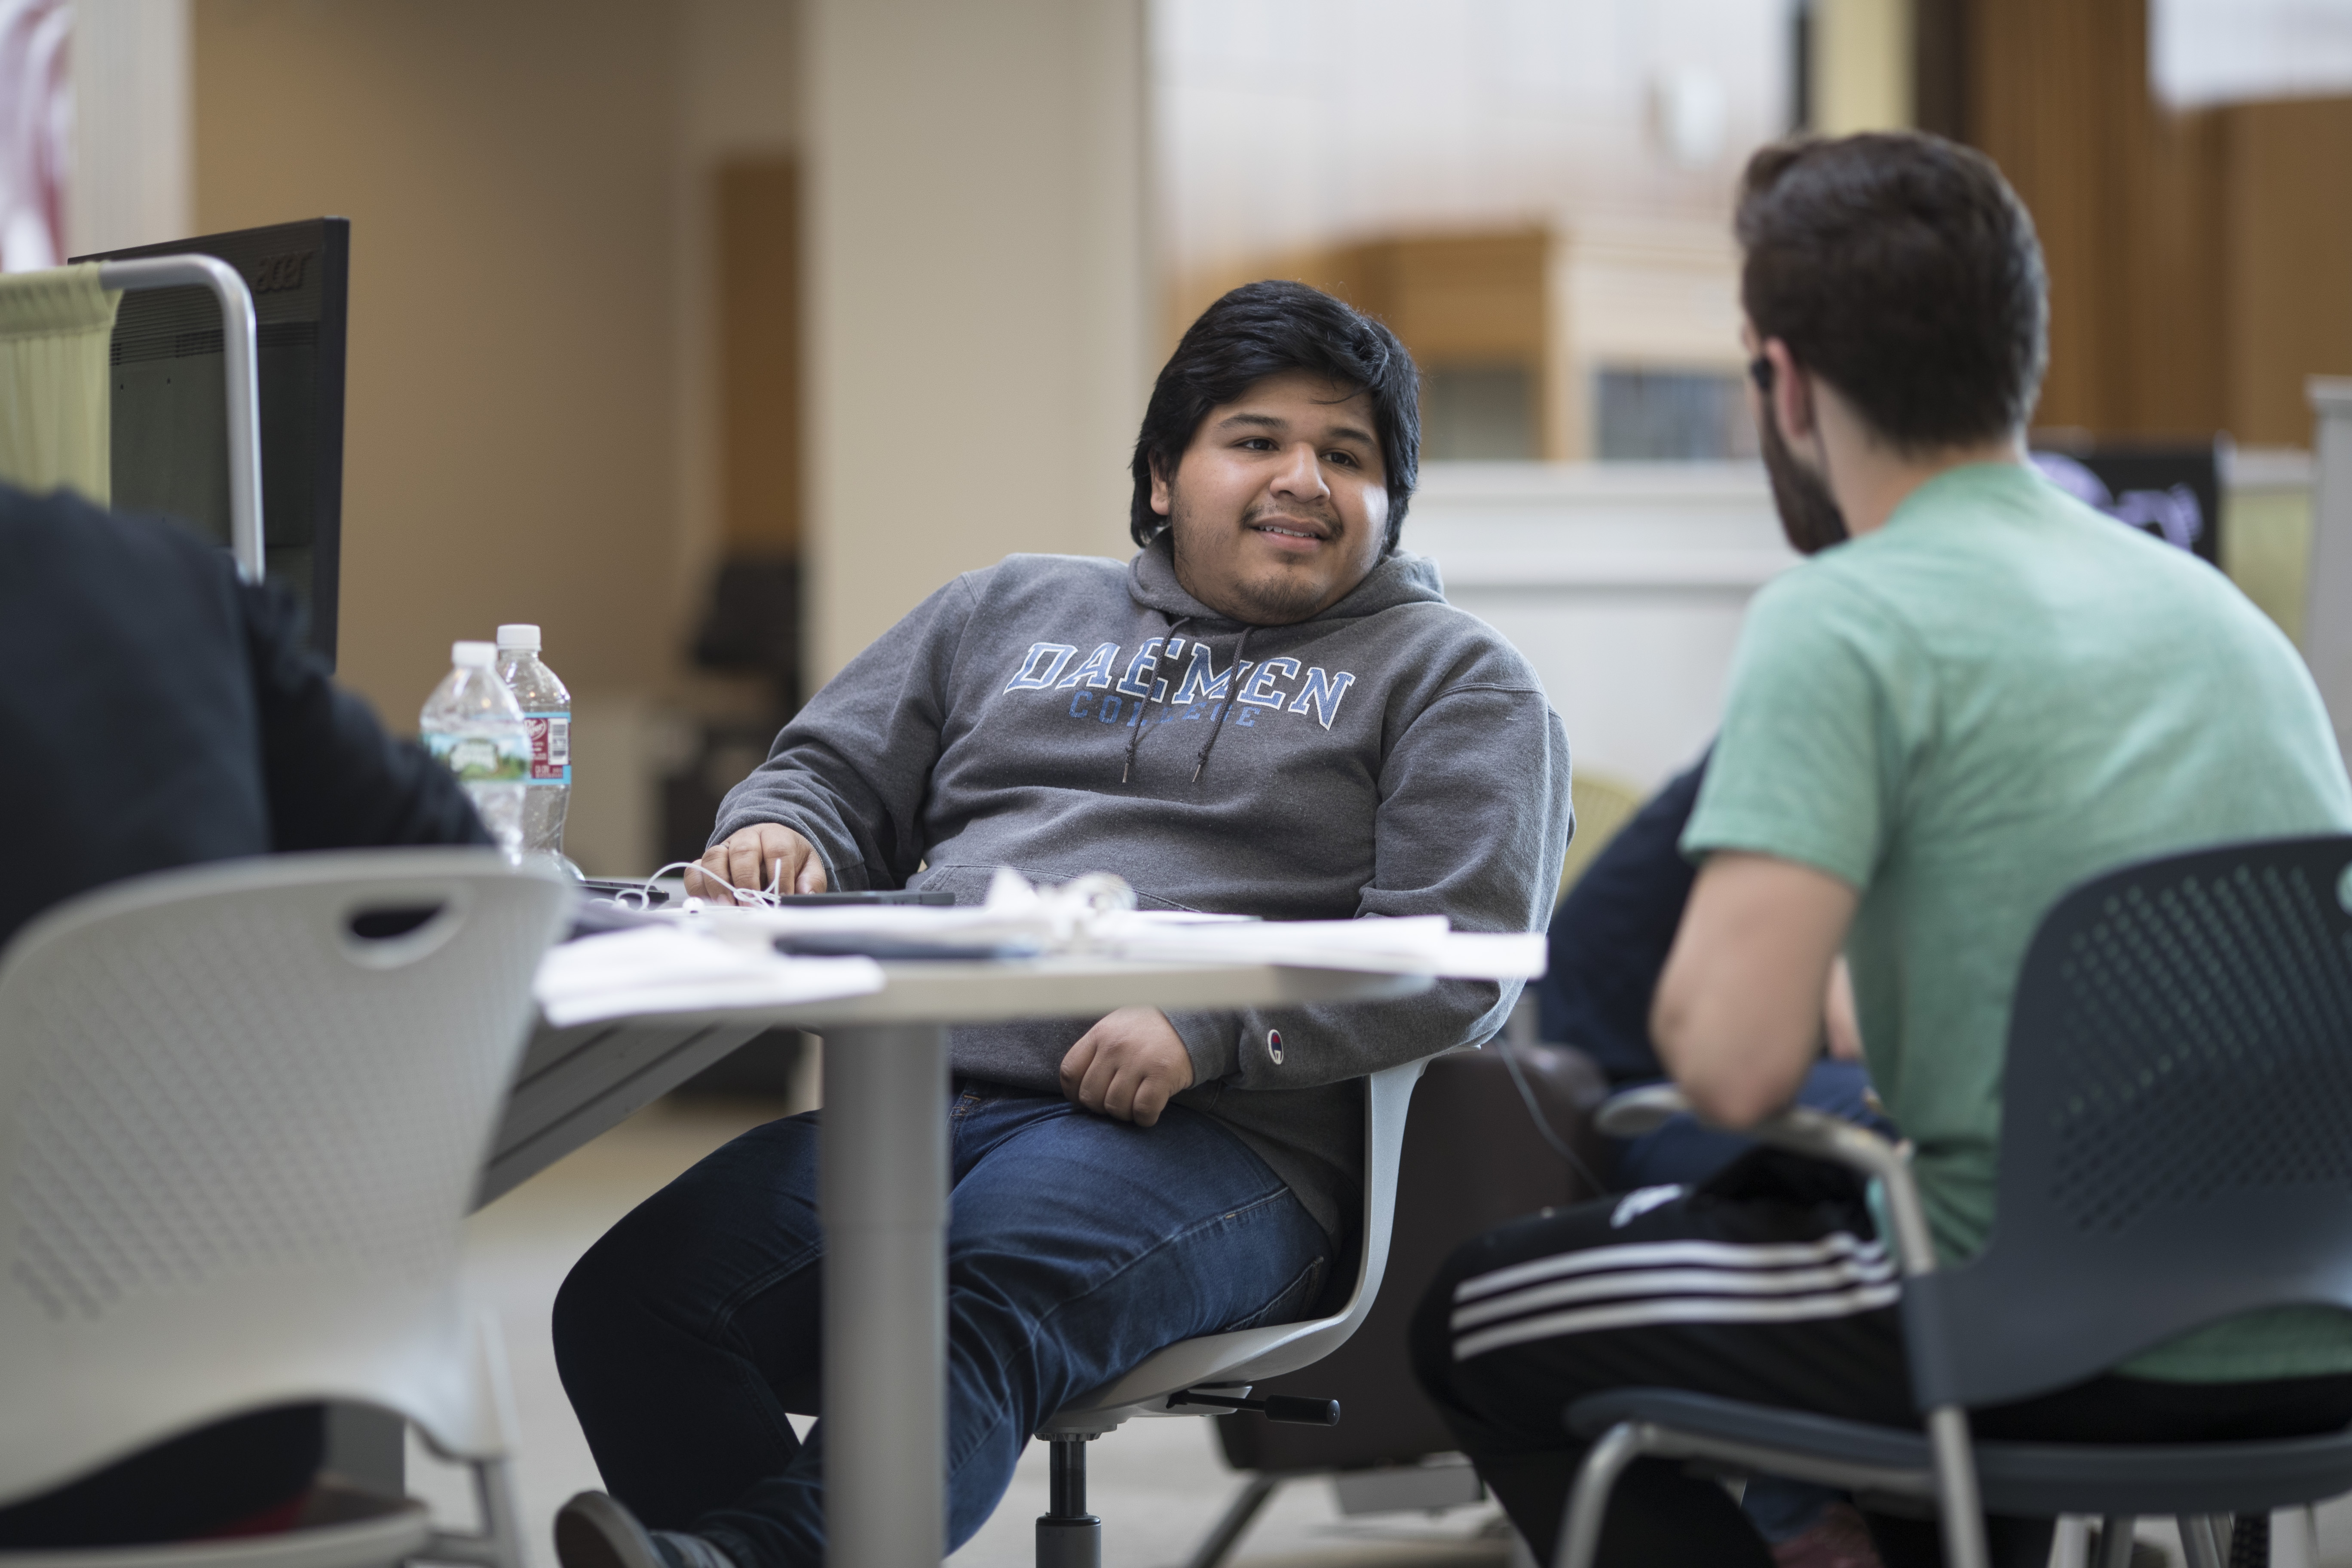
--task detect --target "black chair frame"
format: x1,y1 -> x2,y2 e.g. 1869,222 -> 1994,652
1557,835 -> 2352,1568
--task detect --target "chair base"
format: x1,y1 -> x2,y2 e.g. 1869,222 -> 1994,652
1556,1391 -> 2352,1568
1568,1390 -> 2352,1519
1182,1474 -> 1283,1568
1037,1386 -> 1348,1568
1035,1433 -> 1101,1568
1182,1462 -> 1488,1568
1034,1516 -> 1100,1568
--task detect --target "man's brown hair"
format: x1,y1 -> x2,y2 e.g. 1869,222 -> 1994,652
1736,131 -> 2049,453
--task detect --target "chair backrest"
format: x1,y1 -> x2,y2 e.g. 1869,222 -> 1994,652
1219,1041 -> 1610,1472
0,263 -> 118,504
1558,772 -> 1647,905
1908,834 -> 2352,1409
0,849 -> 567,1505
1052,1053 -> 1432,1416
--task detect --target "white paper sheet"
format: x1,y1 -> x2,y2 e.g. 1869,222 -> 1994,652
681,907 -> 1544,980
1093,917 -> 1544,978
611,868 -> 1546,983
536,927 -> 885,1028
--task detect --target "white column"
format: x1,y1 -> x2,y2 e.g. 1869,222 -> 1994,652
803,0 -> 1151,683
2303,377 -> 2352,753
68,0 -> 190,256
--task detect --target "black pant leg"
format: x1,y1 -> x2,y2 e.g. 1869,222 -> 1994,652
1410,1149 -> 1913,1567
1415,1143 -> 2352,1568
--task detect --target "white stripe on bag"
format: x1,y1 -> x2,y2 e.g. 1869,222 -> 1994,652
1451,1254 -> 1899,1332
1453,1280 -> 1905,1361
1454,1231 -> 1886,1304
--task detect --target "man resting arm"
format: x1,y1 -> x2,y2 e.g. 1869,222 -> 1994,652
1652,852 -> 1858,1128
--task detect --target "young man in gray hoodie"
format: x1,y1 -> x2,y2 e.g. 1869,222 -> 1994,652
552,280 -> 1573,1568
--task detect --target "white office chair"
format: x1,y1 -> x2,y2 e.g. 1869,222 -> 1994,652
0,849 -> 569,1568
1032,1054 -> 1432,1568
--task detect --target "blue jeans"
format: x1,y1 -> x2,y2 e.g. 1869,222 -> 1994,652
552,1080 -> 1334,1568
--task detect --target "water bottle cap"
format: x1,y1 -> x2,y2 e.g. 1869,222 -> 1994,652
452,641 -> 497,668
496,623 -> 542,651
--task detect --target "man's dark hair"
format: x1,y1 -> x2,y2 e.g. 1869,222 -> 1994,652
1130,280 -> 1419,553
1736,131 -> 2048,452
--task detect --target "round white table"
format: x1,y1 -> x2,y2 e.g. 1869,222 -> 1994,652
494,956 -> 1430,1568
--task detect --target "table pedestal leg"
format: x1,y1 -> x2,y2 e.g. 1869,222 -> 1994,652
821,1023 -> 950,1568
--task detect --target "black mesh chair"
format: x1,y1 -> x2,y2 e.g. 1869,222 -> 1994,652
1560,836 -> 2352,1568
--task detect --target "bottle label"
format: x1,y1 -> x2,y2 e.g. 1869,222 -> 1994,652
524,713 -> 572,786
425,728 -> 528,784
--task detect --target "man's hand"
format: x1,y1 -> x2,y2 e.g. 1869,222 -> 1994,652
1823,956 -> 1864,1062
687,822 -> 829,903
1060,1007 -> 1196,1127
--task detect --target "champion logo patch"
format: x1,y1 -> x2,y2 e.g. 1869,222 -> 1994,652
1266,1029 -> 1284,1065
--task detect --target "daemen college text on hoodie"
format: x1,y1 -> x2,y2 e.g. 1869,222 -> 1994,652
714,534 -> 1574,1235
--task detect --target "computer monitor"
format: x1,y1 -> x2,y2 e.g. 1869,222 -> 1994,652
74,217 -> 351,666
2029,442 -> 2223,567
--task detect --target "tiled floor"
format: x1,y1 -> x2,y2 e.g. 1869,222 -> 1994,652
427,1093 -> 2352,1568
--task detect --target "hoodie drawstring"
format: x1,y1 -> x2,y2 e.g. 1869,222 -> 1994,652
1191,624 -> 1251,783
1121,615 -> 1190,784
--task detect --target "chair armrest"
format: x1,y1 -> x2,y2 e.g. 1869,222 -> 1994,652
1592,1085 -> 1944,1280
1590,1082 -> 1689,1139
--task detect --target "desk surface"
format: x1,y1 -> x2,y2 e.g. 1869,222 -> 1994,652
478,957 -> 1430,1208
628,953 -> 1430,1028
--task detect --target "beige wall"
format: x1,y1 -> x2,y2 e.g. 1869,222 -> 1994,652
194,0 -> 687,724
804,0 -> 1149,682
193,0 -> 1148,858
673,0 -> 799,634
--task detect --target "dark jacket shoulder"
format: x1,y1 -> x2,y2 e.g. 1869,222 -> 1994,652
0,487 -> 485,955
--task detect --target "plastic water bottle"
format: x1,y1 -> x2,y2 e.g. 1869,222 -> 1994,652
420,640 -> 529,858
495,623 -> 573,860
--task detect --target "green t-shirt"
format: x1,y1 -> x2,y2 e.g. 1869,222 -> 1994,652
1684,462 -> 2352,1381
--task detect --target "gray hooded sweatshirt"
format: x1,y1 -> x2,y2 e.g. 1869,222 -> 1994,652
713,536 -> 1573,1237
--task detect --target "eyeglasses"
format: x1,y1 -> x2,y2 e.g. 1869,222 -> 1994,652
1748,355 -> 1774,392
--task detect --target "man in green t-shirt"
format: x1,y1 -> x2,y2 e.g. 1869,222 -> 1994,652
1412,132 -> 2352,1568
